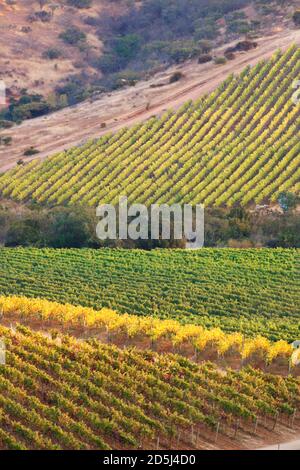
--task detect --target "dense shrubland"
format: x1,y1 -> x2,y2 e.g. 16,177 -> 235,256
91,0 -> 292,86
0,203 -> 299,249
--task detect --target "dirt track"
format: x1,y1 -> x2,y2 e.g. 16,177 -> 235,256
1,28 -> 300,172
259,438 -> 300,450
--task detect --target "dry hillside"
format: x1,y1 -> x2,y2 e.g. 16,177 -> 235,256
0,0 -> 123,96
0,0 -> 298,98
0,28 -> 300,171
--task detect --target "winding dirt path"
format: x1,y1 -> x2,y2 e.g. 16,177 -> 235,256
1,29 -> 300,172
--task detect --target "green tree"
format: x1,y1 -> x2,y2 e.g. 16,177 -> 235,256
114,35 -> 141,60
292,10 -> 300,27
278,192 -> 298,213
6,218 -> 43,247
46,208 -> 97,248
59,27 -> 86,46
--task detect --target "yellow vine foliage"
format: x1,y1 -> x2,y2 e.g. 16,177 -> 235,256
0,295 -> 293,363
268,340 -> 297,363
218,332 -> 244,356
242,335 -> 271,360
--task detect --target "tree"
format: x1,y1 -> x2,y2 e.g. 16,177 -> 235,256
59,27 -> 87,46
292,11 -> 300,27
277,192 -> 298,213
5,218 -> 43,247
46,208 -> 97,248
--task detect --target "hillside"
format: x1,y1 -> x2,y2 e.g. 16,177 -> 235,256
0,0 -> 297,98
0,46 -> 299,207
0,323 -> 299,450
0,0 -> 300,457
0,248 -> 299,341
0,28 -> 299,170
0,0 -> 122,96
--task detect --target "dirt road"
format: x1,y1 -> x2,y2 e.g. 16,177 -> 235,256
1,28 -> 300,172
259,439 -> 300,450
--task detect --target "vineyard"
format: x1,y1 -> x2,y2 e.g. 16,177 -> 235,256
0,323 -> 299,450
0,295 -> 295,368
0,47 -> 299,207
0,248 -> 299,341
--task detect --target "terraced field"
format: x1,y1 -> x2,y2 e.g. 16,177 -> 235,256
0,248 -> 299,341
0,324 -> 299,450
0,47 -> 299,207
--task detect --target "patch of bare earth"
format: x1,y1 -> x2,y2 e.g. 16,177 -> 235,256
0,0 -> 108,96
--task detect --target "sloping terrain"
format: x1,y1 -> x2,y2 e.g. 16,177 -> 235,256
0,248 -> 298,341
0,295 -> 296,372
0,0 -> 296,98
0,28 -> 299,170
0,0 -> 114,96
1,45 -> 299,207
0,323 -> 299,450
0,1 -> 300,455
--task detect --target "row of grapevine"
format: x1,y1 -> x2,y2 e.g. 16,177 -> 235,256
0,295 -> 294,365
0,47 -> 299,207
0,248 -> 298,341
0,324 -> 298,450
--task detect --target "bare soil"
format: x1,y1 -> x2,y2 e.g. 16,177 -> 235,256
0,0 -> 107,96
1,28 -> 300,171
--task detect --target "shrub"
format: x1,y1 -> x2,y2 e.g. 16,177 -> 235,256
198,54 -> 213,64
10,101 -> 50,121
23,147 -> 40,156
169,72 -> 184,83
0,120 -> 14,129
55,74 -> 89,105
6,218 -> 43,247
234,40 -> 257,51
224,51 -> 235,60
214,56 -> 227,65
227,20 -> 250,34
67,0 -> 92,8
84,16 -> 98,26
277,192 -> 298,213
59,27 -> 86,46
0,136 -> 12,146
96,54 -> 121,74
292,10 -> 300,26
198,40 -> 213,54
46,207 -> 96,248
29,11 -> 52,22
43,48 -> 62,60
113,34 -> 141,61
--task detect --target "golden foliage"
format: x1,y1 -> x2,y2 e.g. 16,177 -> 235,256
0,295 -> 293,363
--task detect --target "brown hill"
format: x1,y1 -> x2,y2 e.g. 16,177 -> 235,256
0,0 -> 123,96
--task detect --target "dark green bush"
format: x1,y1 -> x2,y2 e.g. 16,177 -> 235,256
43,48 -> 62,60
59,27 -> 86,46
67,0 -> 92,8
